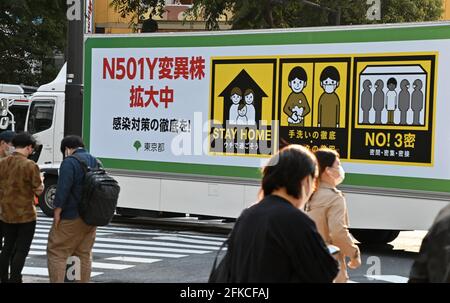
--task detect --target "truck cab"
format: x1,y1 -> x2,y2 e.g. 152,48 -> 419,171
25,64 -> 66,215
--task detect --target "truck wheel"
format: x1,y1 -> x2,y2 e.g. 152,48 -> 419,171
39,176 -> 58,217
350,229 -> 400,245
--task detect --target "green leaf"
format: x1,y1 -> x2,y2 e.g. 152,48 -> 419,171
133,140 -> 142,152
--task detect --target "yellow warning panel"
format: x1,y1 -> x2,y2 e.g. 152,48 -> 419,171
278,57 -> 351,160
209,58 -> 277,157
212,63 -> 275,126
353,54 -> 436,131
349,53 -> 437,165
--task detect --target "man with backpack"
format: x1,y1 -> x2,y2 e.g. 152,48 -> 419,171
47,136 -> 99,283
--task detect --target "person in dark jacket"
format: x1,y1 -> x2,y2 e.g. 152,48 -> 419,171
46,135 -> 98,283
223,145 -> 339,283
409,203 -> 450,283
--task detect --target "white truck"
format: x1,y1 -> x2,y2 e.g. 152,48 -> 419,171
29,22 -> 450,244
0,84 -> 34,132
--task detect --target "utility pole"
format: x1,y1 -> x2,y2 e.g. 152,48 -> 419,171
65,0 -> 85,137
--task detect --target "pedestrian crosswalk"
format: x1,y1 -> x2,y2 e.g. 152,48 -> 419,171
23,212 -> 412,283
23,212 -> 227,280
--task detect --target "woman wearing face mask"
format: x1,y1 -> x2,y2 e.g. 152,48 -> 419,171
306,148 -> 361,283
212,145 -> 338,283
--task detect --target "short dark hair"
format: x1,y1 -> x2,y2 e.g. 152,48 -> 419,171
60,135 -> 85,154
0,130 -> 15,143
288,66 -> 307,82
387,77 -> 397,87
314,148 -> 340,177
320,66 -> 340,82
12,132 -> 36,149
238,102 -> 246,110
262,145 -> 317,199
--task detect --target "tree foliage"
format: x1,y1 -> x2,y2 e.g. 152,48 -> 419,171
110,0 -> 166,31
110,0 -> 444,31
188,0 -> 443,30
381,0 -> 443,23
0,0 -> 67,86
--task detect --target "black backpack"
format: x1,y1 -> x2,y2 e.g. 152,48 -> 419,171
70,153 -> 120,226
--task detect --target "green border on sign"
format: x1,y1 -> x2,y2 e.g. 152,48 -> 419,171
84,24 -> 450,193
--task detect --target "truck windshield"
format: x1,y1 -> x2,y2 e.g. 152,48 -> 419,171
27,100 -> 55,134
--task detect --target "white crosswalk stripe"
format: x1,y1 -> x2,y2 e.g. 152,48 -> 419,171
91,262 -> 134,270
106,256 -> 162,264
22,213 -> 226,280
364,275 -> 409,283
153,236 -> 224,246
31,237 -> 212,254
32,232 -> 223,250
34,221 -> 227,240
22,267 -> 104,277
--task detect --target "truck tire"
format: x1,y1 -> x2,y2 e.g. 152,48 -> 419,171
39,176 -> 58,218
350,229 -> 400,245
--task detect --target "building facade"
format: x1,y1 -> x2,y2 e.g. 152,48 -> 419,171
443,0 -> 450,20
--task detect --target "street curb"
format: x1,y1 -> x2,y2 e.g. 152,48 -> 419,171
111,216 -> 234,235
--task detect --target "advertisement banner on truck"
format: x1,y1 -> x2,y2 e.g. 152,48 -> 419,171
84,24 -> 450,193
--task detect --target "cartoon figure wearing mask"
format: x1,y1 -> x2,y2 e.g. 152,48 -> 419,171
318,66 -> 340,128
283,66 -> 310,127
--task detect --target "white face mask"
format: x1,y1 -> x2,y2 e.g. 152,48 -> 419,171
336,165 -> 345,185
5,145 -> 14,156
323,84 -> 337,94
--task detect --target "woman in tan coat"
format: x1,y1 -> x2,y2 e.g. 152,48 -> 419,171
306,148 -> 361,283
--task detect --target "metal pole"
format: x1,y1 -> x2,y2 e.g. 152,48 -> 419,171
64,0 -> 84,137
336,7 -> 341,25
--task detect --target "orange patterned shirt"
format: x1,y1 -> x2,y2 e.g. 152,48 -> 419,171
0,153 -> 42,223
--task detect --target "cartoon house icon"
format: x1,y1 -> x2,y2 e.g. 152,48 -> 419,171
219,69 -> 268,127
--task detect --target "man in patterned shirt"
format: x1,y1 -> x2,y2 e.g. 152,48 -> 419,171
0,132 -> 43,283
0,130 -> 15,252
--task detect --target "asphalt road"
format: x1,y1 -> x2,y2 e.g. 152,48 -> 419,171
20,212 -> 425,283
